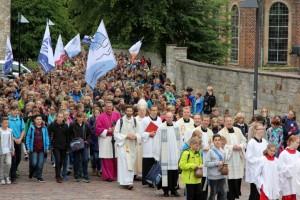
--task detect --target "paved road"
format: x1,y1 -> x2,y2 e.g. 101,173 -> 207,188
0,158 -> 250,200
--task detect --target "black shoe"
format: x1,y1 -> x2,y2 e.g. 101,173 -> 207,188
106,179 -> 113,182
75,178 -> 81,182
171,191 -> 180,197
127,185 -> 133,190
56,178 -> 62,183
163,193 -> 169,197
37,178 -> 45,183
82,178 -> 90,183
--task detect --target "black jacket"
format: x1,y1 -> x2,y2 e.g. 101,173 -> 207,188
69,121 -> 91,144
48,121 -> 70,150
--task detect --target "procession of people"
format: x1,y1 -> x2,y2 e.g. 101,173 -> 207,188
0,51 -> 300,200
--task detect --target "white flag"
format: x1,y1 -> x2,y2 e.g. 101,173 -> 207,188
64,34 -> 81,58
129,40 -> 142,56
48,19 -> 55,26
85,20 -> 117,88
3,36 -> 13,75
54,34 -> 66,66
38,23 -> 55,73
19,14 -> 29,23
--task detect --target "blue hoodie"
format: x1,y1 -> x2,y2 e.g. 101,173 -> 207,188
26,124 -> 50,153
8,115 -> 25,139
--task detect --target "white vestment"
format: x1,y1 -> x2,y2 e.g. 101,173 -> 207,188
141,116 -> 162,158
245,138 -> 268,183
256,156 -> 280,200
176,118 -> 194,145
115,116 -> 141,185
134,116 -> 144,177
219,127 -> 247,179
278,149 -> 300,196
153,122 -> 181,187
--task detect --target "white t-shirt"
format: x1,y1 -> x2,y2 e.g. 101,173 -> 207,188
0,128 -> 13,154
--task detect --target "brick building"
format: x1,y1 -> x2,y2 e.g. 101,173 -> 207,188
0,0 -> 11,59
229,0 -> 300,68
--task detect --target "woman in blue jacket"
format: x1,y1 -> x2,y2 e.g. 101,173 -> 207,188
26,115 -> 50,183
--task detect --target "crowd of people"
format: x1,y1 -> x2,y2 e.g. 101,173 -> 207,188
0,51 -> 300,200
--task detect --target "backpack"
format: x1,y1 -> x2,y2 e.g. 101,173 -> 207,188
119,118 -> 137,132
178,149 -> 190,174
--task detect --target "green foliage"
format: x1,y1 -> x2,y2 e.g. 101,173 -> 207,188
69,0 -> 229,64
11,0 -> 229,64
11,0 -> 76,60
25,59 -> 40,70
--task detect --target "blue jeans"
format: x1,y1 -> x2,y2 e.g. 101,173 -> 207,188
73,147 -> 89,179
29,152 -> 45,179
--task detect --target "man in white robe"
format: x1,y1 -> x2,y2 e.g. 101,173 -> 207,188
141,105 -> 162,186
114,106 -> 141,190
219,116 -> 246,200
176,106 -> 194,145
153,112 -> 181,197
134,103 -> 147,179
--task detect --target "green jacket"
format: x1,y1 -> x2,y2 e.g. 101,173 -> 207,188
179,149 -> 202,184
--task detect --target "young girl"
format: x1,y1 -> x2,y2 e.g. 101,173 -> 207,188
256,144 -> 280,200
233,112 -> 248,138
0,117 -> 15,185
205,134 -> 227,200
278,135 -> 300,200
179,136 -> 203,200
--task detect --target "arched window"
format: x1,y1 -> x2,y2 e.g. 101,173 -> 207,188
268,2 -> 289,64
230,5 -> 239,63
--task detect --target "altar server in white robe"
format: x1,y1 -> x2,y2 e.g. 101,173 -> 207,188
134,101 -> 147,179
219,116 -> 246,200
114,105 -> 141,190
255,143 -> 280,200
278,135 -> 300,200
197,115 -> 213,200
176,106 -> 194,145
245,122 -> 268,200
153,112 -> 181,197
141,105 -> 162,186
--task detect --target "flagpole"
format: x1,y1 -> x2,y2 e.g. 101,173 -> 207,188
18,12 -> 21,76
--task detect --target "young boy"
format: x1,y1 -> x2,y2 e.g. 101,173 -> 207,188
0,117 -> 15,184
26,115 -> 50,182
205,134 -> 227,200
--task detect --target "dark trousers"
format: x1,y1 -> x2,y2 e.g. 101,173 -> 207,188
227,179 -> 242,200
91,150 -> 101,171
186,183 -> 202,200
10,142 -> 21,180
162,170 -> 179,195
29,152 -> 45,179
202,177 -> 208,200
142,157 -> 155,185
53,148 -> 66,178
73,147 -> 89,179
249,183 -> 259,200
209,179 -> 227,200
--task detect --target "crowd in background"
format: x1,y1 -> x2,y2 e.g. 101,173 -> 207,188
0,51 -> 299,200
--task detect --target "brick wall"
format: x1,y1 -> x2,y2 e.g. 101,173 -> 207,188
239,8 -> 257,68
0,0 -> 11,59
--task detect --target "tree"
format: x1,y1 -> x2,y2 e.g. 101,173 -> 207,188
69,0 -> 229,64
11,0 -> 76,60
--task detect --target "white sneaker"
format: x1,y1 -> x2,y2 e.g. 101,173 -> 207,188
6,177 -> 11,185
1,179 -> 5,185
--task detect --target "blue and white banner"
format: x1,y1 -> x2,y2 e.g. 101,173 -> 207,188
3,36 -> 13,75
64,34 -> 81,58
38,23 -> 55,73
85,20 -> 117,88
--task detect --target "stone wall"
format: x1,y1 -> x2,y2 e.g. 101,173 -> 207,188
0,0 -> 11,59
166,45 -> 300,119
113,48 -> 162,66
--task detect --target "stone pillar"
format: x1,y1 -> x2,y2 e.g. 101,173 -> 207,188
239,7 -> 257,68
166,44 -> 187,83
0,0 -> 11,59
